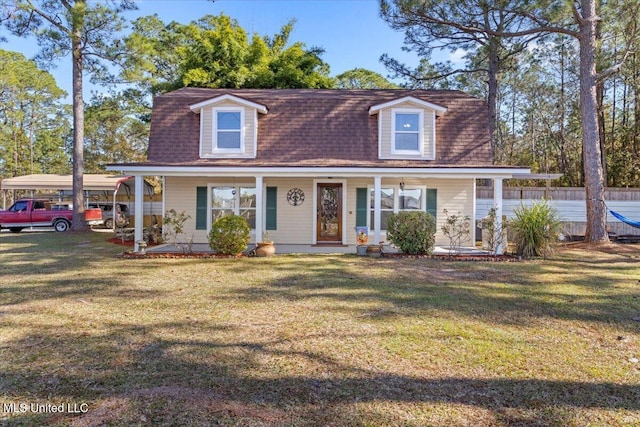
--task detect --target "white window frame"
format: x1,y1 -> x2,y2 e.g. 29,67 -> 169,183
207,184 -> 256,232
367,185 -> 427,232
212,107 -> 244,153
391,108 -> 424,155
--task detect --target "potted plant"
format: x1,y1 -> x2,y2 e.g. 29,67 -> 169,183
356,226 -> 369,256
255,232 -> 276,257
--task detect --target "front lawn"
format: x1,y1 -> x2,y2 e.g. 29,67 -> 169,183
1,231 -> 639,426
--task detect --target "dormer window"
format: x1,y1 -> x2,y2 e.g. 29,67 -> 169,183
393,110 -> 423,154
214,108 -> 243,152
369,97 -> 446,161
190,94 -> 267,159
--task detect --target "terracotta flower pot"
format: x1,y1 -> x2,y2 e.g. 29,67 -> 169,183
255,242 -> 276,257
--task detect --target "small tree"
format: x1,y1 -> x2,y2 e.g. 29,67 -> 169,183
386,211 -> 436,255
481,207 -> 507,256
7,0 -> 136,231
162,209 -> 193,253
509,200 -> 564,258
208,215 -> 250,256
441,209 -> 471,255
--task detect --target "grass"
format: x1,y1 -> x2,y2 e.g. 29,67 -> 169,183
1,230 -> 639,426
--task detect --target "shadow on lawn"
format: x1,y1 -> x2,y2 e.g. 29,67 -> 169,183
225,255 -> 640,330
1,326 -> 639,426
2,239 -> 640,425
0,231 -> 166,306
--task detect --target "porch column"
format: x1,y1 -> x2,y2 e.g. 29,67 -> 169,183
255,175 -> 263,243
493,178 -> 504,255
133,175 -> 144,253
373,176 -> 382,244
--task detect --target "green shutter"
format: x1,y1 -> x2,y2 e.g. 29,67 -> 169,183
195,186 -> 207,230
265,186 -> 277,230
426,188 -> 437,220
356,188 -> 368,227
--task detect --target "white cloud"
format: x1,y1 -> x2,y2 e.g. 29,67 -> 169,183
448,48 -> 467,65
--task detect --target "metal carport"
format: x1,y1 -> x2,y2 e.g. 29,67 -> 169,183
1,174 -> 155,229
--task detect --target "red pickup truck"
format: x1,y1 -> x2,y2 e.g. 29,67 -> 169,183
0,199 -> 103,233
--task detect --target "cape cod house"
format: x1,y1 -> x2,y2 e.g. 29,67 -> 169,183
107,88 -> 529,253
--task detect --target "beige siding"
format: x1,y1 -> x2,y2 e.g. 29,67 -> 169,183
427,178 -> 475,246
165,177 -> 316,245
165,176 -> 256,244
165,177 -> 208,243
346,177 -> 475,246
199,100 -> 257,158
379,101 -> 436,160
263,178 -> 315,244
165,176 -> 475,247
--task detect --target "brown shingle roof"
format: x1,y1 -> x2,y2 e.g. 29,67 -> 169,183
146,88 -> 492,167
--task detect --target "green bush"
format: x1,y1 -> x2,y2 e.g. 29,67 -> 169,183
386,211 -> 436,255
208,215 -> 251,255
509,200 -> 564,258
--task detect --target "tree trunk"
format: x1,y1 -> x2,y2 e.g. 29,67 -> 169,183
578,0 -> 608,242
487,35 -> 499,165
71,28 -> 87,231
634,54 -> 640,155
597,80 -> 608,185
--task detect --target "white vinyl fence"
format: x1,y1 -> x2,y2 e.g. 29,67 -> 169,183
476,187 -> 640,237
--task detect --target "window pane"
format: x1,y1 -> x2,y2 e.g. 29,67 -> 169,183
217,112 -> 240,130
399,189 -> 422,210
381,189 -> 394,209
381,211 -> 392,230
212,209 -> 234,224
217,131 -> 241,149
370,188 -> 394,209
369,187 -> 394,231
240,209 -> 256,229
369,211 -> 393,230
239,187 -> 256,208
395,113 -> 419,132
395,133 -> 419,151
212,187 -> 235,209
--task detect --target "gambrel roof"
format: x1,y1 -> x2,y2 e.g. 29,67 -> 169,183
144,88 -> 493,168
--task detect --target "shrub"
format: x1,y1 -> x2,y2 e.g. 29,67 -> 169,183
509,200 -> 564,258
480,207 -> 507,256
386,211 -> 436,255
162,209 -> 193,253
441,209 -> 471,254
208,215 -> 251,255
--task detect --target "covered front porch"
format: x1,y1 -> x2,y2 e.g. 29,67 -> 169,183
107,166 -> 528,255
143,242 -> 491,256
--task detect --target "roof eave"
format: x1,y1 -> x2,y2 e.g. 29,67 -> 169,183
189,94 -> 268,114
369,96 -> 448,116
106,165 -> 530,179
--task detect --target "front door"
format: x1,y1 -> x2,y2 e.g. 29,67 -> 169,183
317,183 -> 342,243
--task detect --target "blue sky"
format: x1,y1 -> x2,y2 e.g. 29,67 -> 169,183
2,0 -> 438,98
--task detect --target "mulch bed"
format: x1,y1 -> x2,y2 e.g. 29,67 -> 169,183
107,237 -> 136,247
118,250 -> 245,259
382,253 -> 519,262
116,249 -> 517,261
107,237 -> 161,248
